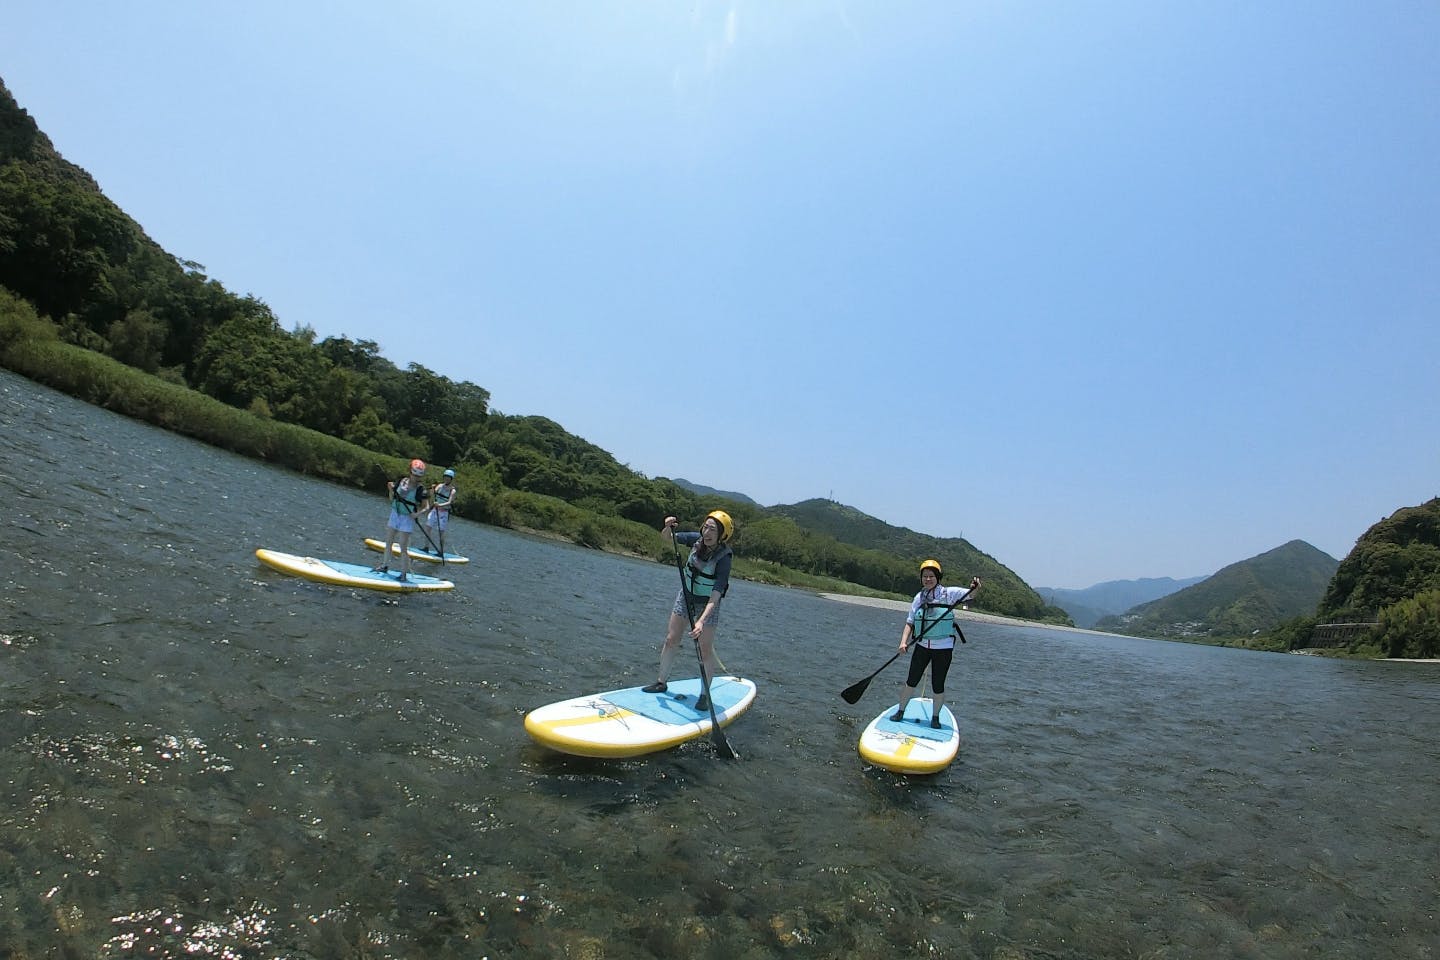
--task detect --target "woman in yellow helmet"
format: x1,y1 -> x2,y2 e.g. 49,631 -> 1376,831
893,559 -> 981,728
643,509 -> 735,712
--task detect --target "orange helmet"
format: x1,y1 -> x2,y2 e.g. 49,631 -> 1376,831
409,459 -> 427,476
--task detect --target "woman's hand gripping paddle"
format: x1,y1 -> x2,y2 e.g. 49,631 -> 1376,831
672,531 -> 738,760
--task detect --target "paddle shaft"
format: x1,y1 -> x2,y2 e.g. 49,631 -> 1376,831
670,530 -> 738,760
416,511 -> 445,566
839,587 -> 975,704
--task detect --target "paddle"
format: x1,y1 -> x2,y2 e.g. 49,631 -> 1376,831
414,510 -> 446,567
839,588 -> 975,705
428,481 -> 457,565
671,530 -> 738,760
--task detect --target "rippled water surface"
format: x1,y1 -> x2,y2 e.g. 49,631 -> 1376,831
2,369 -> 1438,958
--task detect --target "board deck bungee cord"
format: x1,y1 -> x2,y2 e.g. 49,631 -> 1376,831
524,676 -> 757,758
857,697 -> 960,774
255,548 -> 454,592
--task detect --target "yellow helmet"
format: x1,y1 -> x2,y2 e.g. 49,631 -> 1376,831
705,509 -> 734,543
919,558 -> 943,578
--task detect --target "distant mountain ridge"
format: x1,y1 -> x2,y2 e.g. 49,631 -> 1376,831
767,498 -> 1070,623
772,499 -> 971,559
1037,576 -> 1207,629
1096,540 -> 1338,639
671,478 -> 758,506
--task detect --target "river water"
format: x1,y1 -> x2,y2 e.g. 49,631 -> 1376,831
1,368 -> 1437,959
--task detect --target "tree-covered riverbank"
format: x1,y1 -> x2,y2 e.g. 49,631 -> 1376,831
0,288 -> 914,602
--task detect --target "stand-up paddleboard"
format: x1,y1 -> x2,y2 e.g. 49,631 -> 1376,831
525,676 -> 757,758
255,548 -> 454,593
858,698 -> 959,774
363,537 -> 470,565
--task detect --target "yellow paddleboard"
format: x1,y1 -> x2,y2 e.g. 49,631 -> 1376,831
256,548 -> 454,593
858,698 -> 959,774
525,676 -> 756,758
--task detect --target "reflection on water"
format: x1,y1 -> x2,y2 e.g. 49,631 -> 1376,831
2,368 -> 1439,958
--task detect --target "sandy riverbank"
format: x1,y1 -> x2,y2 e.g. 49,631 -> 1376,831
817,593 -> 1117,637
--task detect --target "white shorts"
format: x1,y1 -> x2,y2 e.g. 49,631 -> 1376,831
388,509 -> 416,534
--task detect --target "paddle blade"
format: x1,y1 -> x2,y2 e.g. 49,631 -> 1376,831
839,677 -> 871,704
705,697 -> 739,759
698,672 -> 738,760
840,649 -> 901,704
710,726 -> 739,760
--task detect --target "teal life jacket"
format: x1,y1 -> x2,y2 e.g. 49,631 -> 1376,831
683,544 -> 731,600
432,482 -> 455,509
392,478 -> 426,514
914,594 -> 956,645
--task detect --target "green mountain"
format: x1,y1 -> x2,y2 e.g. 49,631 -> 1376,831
769,499 -> 1069,623
1310,498 -> 1440,658
1095,540 -> 1338,640
1319,498 -> 1440,620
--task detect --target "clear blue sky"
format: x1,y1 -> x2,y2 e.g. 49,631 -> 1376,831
6,2 -> 1438,588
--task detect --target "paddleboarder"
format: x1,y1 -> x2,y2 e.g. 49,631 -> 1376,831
425,468 -> 458,557
642,510 -> 735,713
893,560 -> 981,727
373,458 -> 430,582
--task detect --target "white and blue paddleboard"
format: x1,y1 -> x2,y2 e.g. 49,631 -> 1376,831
363,537 -> 470,565
857,698 -> 960,774
524,676 -> 757,758
256,548 -> 454,593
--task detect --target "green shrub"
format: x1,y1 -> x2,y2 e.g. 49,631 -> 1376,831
0,287 -> 59,351
1375,589 -> 1440,658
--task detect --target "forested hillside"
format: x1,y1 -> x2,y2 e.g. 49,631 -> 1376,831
1095,541 -> 1337,640
0,77 -> 1064,620
770,499 -> 1063,621
1307,498 -> 1440,658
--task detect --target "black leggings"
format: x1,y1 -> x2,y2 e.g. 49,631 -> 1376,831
904,645 -> 954,693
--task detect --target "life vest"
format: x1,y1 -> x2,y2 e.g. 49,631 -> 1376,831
913,592 -> 957,646
432,482 -> 455,511
392,478 -> 426,514
683,544 -> 731,600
